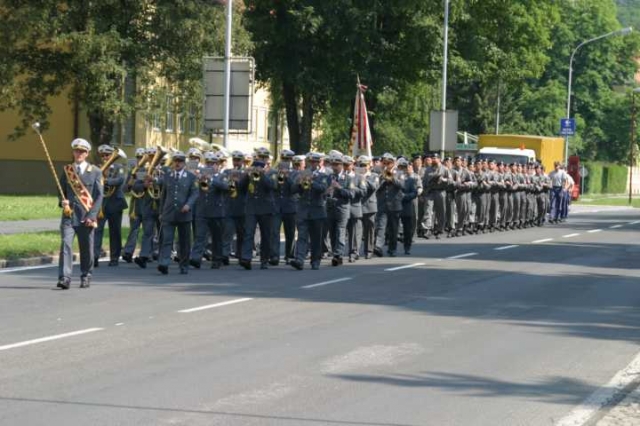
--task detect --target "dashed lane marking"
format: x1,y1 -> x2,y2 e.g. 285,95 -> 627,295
177,298 -> 254,313
494,245 -> 519,251
384,263 -> 426,272
447,253 -> 478,260
562,233 -> 580,238
0,328 -> 104,352
532,238 -> 554,244
587,229 -> 602,233
301,277 -> 353,289
610,224 -> 623,229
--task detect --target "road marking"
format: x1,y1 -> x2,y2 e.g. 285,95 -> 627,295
562,233 -> 580,238
0,328 -> 104,352
610,224 -> 623,229
587,229 -> 602,233
555,348 -> 640,426
178,298 -> 254,313
384,263 -> 426,272
0,256 -> 109,274
494,245 -> 519,251
447,252 -> 478,260
629,220 -> 640,225
532,238 -> 554,244
301,277 -> 353,289
115,323 -> 124,326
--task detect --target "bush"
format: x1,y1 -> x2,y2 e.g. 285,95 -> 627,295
585,162 -> 603,194
603,164 -> 628,193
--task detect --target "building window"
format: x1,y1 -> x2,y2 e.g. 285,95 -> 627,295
166,95 -> 174,132
188,105 -> 197,135
152,112 -> 160,131
177,111 -> 184,134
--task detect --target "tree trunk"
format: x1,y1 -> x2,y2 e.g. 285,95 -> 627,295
88,111 -> 114,161
299,92 -> 314,154
282,81 -> 301,153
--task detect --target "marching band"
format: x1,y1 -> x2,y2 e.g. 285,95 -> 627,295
55,138 -> 572,288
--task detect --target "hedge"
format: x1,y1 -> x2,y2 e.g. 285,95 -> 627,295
584,161 -> 628,194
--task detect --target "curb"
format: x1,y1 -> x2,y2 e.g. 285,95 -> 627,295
0,254 -> 79,269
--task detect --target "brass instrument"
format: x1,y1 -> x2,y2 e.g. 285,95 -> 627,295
101,148 -> 127,197
226,169 -> 241,199
297,170 -> 313,190
383,168 -> 394,181
164,147 -> 180,167
147,145 -> 168,199
251,168 -> 262,182
189,137 -> 212,152
129,154 -> 150,199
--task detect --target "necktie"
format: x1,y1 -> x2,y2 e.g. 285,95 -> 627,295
76,166 -> 82,176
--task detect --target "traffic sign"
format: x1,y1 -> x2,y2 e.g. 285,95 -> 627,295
581,165 -> 589,178
560,118 -> 576,136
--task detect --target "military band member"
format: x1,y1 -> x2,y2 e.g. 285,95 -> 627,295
443,157 -> 456,237
223,151 -> 247,264
345,155 -> 366,262
374,153 -> 405,256
94,144 -> 128,267
326,152 -> 355,266
420,154 -> 436,238
156,151 -> 199,275
122,147 -> 146,263
239,159 -> 276,270
132,147 -> 161,269
454,156 -> 475,236
398,158 -> 418,255
290,153 -> 330,270
57,138 -> 103,289
357,156 -> 379,259
270,149 -> 297,265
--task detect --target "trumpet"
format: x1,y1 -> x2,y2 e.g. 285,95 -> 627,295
199,176 -> 210,192
101,148 -> 127,197
250,168 -> 262,182
383,168 -> 394,181
297,170 -> 313,190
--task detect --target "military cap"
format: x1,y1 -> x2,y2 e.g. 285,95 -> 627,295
431,153 -> 441,159
280,149 -> 295,160
204,151 -> 218,162
497,161 -> 504,167
381,152 -> 395,162
343,155 -> 354,165
308,152 -> 323,162
292,155 -> 306,164
412,153 -> 423,160
231,150 -> 245,160
328,153 -> 344,164
328,149 -> 343,157
172,151 -> 186,161
71,138 -> 92,152
135,147 -> 146,157
488,158 -> 496,164
397,158 -> 409,167
453,156 -> 462,161
255,147 -> 271,158
145,147 -> 157,155
252,160 -> 266,168
187,147 -> 203,158
444,157 -> 452,162
97,144 -> 114,155
372,156 -> 381,162
357,155 -> 372,165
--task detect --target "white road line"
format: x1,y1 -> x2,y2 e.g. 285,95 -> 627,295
301,277 -> 353,289
610,224 -> 623,229
177,298 -> 254,313
0,256 -> 109,274
447,252 -> 478,260
587,229 -> 602,233
562,233 -> 580,238
555,348 -> 640,426
115,323 -> 124,326
494,245 -> 519,251
629,220 -> 640,225
384,263 -> 426,272
0,328 -> 104,352
532,238 -> 554,244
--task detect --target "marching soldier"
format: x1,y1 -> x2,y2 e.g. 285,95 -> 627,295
57,138 -> 103,289
454,157 -> 475,236
132,147 -> 161,269
122,147 -> 146,263
290,153 -> 330,270
156,151 -> 199,275
486,159 -> 500,232
444,157 -> 457,237
190,152 -> 230,269
428,154 -> 448,239
412,153 -> 426,238
326,152 -> 355,266
420,154 -> 436,238
358,156 -> 379,259
270,149 -> 297,265
223,151 -> 247,264
239,158 -> 276,270
374,153 -> 405,257
345,156 -> 366,262
94,144 -> 128,267
398,158 -> 418,255
536,165 -> 551,226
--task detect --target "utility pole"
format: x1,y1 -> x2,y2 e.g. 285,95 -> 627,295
222,0 -> 233,148
630,88 -> 640,204
439,0 -> 450,156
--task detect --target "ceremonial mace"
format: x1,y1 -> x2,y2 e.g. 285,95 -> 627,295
32,122 -> 73,218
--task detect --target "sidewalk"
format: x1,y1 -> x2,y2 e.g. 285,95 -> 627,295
0,217 -> 132,235
595,385 -> 640,426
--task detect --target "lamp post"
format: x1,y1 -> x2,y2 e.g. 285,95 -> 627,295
222,0 -> 233,148
440,0 -> 450,156
630,88 -> 640,205
564,27 -> 633,163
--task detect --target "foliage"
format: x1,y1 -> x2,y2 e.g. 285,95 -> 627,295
585,162 -> 604,193
603,163 -> 628,193
0,1 -> 251,146
617,0 -> 640,30
0,195 -> 61,221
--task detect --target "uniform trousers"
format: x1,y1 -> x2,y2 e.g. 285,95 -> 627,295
138,216 -> 158,259
95,210 -> 123,260
432,190 -> 447,233
328,209 -> 349,258
59,222 -> 94,280
295,218 -> 323,267
271,213 -> 296,262
375,210 -> 401,254
159,221 -> 191,269
123,215 -> 142,256
223,216 -> 244,259
242,214 -> 271,263
361,212 -> 376,256
347,216 -> 363,256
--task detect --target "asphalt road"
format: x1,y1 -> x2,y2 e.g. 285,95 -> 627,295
1,206 -> 639,426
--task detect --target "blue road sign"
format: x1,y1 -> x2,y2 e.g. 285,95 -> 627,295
560,118 -> 576,136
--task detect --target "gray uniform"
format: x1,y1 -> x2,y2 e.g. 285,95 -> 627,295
58,163 -> 104,282
270,170 -> 297,264
430,164 -> 449,235
223,168 -> 247,261
240,171 -> 276,265
158,169 -> 199,271
123,169 -> 143,259
361,172 -> 379,258
131,175 -> 160,261
347,172 -> 366,260
327,172 -> 355,261
455,167 -> 475,233
400,172 -> 419,252
421,165 -> 437,233
375,170 -> 405,255
95,163 -> 127,263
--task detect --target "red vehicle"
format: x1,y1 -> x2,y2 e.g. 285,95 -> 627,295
567,155 -> 581,201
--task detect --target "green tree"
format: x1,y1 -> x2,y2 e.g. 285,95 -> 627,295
0,0 -> 251,146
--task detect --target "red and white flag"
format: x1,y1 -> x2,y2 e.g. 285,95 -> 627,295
349,79 -> 373,158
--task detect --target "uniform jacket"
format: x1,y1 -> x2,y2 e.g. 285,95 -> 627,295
349,172 -> 367,219
327,171 -> 355,215
271,169 -> 297,215
159,169 -> 199,223
291,170 -> 330,220
102,163 -> 128,213
239,171 -> 276,216
225,168 -> 247,217
401,172 -> 419,217
376,170 -> 405,213
361,172 -> 380,215
197,172 -> 230,219
59,163 -> 104,227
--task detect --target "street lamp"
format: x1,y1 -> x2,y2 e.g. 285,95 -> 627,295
629,87 -> 640,205
564,26 -> 633,163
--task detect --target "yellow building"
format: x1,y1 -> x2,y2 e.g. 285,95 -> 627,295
0,85 -> 289,194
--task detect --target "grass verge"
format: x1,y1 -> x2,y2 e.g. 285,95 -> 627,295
0,195 -> 61,221
0,227 -> 131,260
575,196 -> 640,208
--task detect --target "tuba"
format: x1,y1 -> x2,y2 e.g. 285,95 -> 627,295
102,148 -> 127,197
189,137 -> 212,152
147,145 -> 168,200
129,154 -> 150,199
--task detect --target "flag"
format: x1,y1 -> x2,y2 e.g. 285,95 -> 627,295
349,78 -> 373,158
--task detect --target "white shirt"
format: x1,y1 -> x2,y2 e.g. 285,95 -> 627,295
74,161 -> 89,175
173,169 -> 186,180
